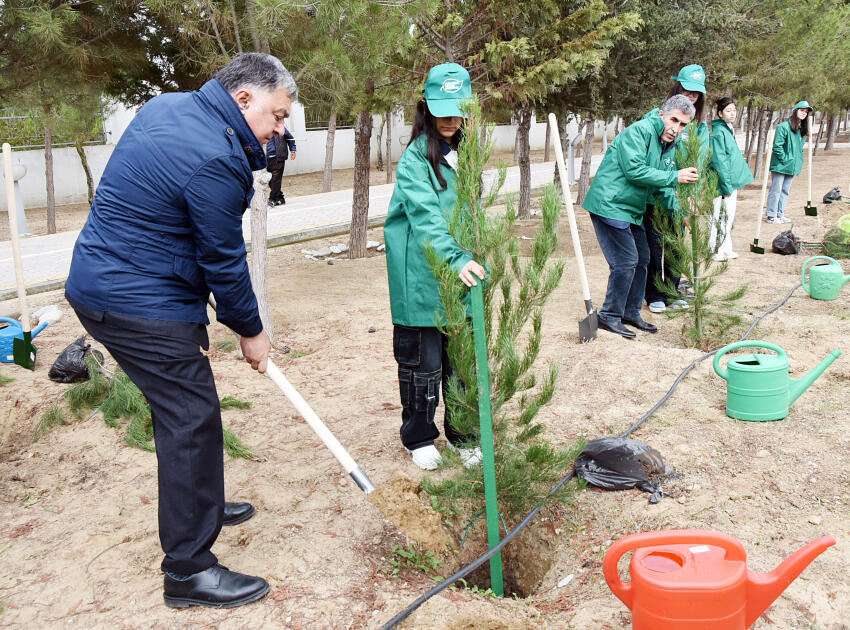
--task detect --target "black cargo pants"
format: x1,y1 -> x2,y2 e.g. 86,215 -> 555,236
392,325 -> 467,450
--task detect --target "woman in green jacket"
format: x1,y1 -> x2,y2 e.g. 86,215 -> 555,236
708,97 -> 754,260
766,101 -> 813,223
383,63 -> 485,470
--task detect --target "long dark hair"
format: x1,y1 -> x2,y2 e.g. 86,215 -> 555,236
667,82 -> 704,123
409,99 -> 463,190
789,109 -> 810,137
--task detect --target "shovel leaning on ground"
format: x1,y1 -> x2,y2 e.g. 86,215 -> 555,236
3,143 -> 37,370
548,113 -> 598,342
207,297 -> 375,493
750,128 -> 775,255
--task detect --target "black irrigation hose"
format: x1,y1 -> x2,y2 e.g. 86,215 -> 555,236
380,282 -> 802,629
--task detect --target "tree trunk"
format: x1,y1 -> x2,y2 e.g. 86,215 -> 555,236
376,112 -> 385,171
544,116 -> 551,162
349,107 -> 372,258
576,114 -> 594,205
386,110 -> 393,184
824,113 -> 839,151
813,114 -> 826,156
552,104 -> 569,190
250,171 -> 274,344
753,109 -> 771,179
245,0 -> 269,52
43,104 -> 56,234
744,105 -> 760,162
322,110 -> 337,193
516,105 -> 533,219
75,142 -> 95,206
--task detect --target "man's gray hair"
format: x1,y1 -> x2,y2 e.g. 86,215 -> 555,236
215,52 -> 298,100
661,94 -> 695,118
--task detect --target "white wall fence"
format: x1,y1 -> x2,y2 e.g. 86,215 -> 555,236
2,101 -> 595,209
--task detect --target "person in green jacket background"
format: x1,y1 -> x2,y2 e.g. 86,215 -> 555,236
583,94 -> 698,339
383,63 -> 485,470
643,64 -> 708,314
766,100 -> 813,223
708,96 -> 754,260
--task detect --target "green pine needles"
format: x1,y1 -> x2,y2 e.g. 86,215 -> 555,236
651,122 -> 746,350
33,355 -> 254,458
422,100 -> 581,524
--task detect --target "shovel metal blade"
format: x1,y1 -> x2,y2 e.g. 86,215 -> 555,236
750,239 -> 764,255
13,330 -> 36,370
579,309 -> 598,343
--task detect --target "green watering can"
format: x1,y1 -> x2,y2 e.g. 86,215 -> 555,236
713,341 -> 841,421
801,256 -> 850,300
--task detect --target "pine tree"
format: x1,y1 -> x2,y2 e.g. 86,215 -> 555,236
421,101 -> 582,524
651,122 -> 745,349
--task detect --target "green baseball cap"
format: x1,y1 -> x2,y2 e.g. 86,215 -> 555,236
424,63 -> 472,118
671,64 -> 707,94
793,100 -> 814,112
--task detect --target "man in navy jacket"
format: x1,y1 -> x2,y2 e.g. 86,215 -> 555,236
266,127 -> 296,205
65,53 -> 297,609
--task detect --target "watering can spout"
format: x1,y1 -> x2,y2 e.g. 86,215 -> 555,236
745,536 -> 835,627
788,349 -> 841,405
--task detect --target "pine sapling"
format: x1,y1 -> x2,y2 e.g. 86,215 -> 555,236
422,100 -> 582,525
651,122 -> 746,349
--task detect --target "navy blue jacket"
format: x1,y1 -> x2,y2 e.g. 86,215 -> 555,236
65,79 -> 267,338
266,128 -> 296,169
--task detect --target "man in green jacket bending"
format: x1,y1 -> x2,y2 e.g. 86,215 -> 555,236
582,94 -> 698,338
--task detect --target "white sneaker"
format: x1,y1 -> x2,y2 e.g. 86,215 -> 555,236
448,443 -> 483,468
712,253 -> 729,262
409,445 -> 442,470
668,299 -> 689,310
727,251 -> 739,259
648,301 -> 667,313
767,217 -> 783,224
779,216 -> 792,223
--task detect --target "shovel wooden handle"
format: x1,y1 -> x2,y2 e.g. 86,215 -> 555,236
754,128 -> 775,241
548,113 -> 592,304
3,143 -> 31,334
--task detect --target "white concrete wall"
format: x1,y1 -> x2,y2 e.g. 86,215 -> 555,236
2,105 -> 595,209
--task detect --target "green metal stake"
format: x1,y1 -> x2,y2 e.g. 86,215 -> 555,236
469,281 -> 504,597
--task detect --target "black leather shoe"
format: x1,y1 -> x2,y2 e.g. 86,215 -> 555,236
623,316 -> 658,333
163,564 -> 269,608
598,318 -> 636,339
223,502 -> 256,526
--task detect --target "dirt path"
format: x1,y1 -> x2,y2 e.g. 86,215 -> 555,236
0,150 -> 848,629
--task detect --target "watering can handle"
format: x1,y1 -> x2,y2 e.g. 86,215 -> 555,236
713,340 -> 786,381
603,530 -> 747,609
0,317 -> 22,328
802,256 -> 839,290
838,215 -> 850,232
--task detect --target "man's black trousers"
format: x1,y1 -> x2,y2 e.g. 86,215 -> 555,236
393,325 -> 467,450
268,161 -> 286,203
70,299 -> 224,575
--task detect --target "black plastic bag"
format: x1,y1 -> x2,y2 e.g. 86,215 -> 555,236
772,229 -> 801,255
48,336 -> 103,383
574,437 -> 673,503
823,187 -> 842,204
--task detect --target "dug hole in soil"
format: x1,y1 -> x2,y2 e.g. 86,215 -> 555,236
1,149 -> 850,628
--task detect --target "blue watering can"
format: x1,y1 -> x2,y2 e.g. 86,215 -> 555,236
1,314 -> 53,364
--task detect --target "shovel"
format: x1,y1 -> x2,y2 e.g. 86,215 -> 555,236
548,113 -> 598,342
803,132 -> 817,216
207,297 -> 375,493
750,128 -> 775,255
3,143 -> 36,370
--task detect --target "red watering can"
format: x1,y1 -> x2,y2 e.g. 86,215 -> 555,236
603,529 -> 835,629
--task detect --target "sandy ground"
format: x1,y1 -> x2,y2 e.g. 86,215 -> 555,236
1,149 -> 849,629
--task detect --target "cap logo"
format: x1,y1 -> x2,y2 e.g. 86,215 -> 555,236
692,71 -> 703,80
441,79 -> 464,94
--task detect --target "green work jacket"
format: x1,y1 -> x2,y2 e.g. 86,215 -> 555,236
708,119 -> 754,196
583,112 -> 677,224
384,135 -> 472,327
769,120 -> 804,176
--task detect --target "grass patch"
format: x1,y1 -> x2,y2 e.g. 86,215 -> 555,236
33,403 -> 68,442
0,370 -> 13,387
214,338 -> 237,352
223,428 -> 254,459
220,395 -> 252,410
